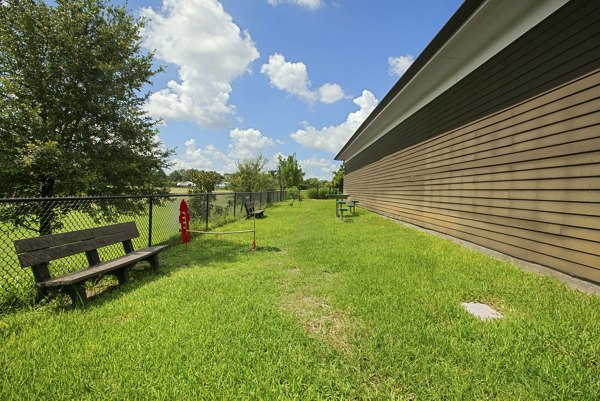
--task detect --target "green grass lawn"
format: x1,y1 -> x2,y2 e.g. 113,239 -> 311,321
1,200 -> 599,400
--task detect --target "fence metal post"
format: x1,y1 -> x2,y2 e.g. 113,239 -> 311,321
148,196 -> 153,247
233,192 -> 237,218
205,192 -> 210,230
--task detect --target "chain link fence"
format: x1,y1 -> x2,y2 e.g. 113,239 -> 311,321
0,191 -> 286,310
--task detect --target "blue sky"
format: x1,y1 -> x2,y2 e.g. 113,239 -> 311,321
120,0 -> 462,180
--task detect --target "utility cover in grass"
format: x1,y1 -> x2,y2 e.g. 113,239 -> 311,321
461,302 -> 503,321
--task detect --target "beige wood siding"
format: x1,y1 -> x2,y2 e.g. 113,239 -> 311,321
343,1 -> 600,283
346,65 -> 600,282
346,0 -> 600,173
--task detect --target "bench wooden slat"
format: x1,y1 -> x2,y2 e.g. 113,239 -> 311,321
13,222 -> 138,253
37,245 -> 168,288
16,226 -> 139,267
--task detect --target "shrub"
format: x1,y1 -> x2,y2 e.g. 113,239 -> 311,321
306,187 -> 336,199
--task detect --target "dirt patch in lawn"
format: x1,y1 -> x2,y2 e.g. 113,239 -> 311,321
283,294 -> 354,354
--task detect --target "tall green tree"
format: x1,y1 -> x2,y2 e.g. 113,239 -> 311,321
168,169 -> 187,185
229,156 -> 276,192
303,177 -> 323,188
0,0 -> 171,233
187,170 -> 222,193
186,170 -> 223,222
276,153 -> 304,191
331,164 -> 344,192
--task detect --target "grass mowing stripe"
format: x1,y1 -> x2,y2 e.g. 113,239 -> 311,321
1,200 -> 599,400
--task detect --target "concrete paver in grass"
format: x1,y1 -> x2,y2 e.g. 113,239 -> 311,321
461,302 -> 504,321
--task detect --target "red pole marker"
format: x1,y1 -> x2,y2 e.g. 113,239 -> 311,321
179,199 -> 191,245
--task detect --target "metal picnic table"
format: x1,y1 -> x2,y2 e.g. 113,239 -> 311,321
325,193 -> 349,217
346,199 -> 359,215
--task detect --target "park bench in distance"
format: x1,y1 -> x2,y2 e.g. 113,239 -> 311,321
13,221 -> 167,306
244,201 -> 264,219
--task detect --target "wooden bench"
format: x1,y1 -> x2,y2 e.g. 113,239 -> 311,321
244,201 -> 264,219
13,221 -> 168,306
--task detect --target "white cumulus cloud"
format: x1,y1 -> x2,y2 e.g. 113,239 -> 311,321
141,0 -> 260,128
291,90 -> 378,153
173,140 -> 228,171
260,53 -> 316,103
267,0 -> 323,10
318,83 -> 345,104
261,53 -> 346,104
300,156 -> 338,180
228,128 -> 275,161
388,54 -> 414,77
172,128 -> 275,173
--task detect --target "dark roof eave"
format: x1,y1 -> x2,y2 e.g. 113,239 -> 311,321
335,0 -> 485,161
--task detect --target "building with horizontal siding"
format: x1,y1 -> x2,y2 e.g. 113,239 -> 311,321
335,0 -> 600,284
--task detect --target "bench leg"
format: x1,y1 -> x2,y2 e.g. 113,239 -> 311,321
147,254 -> 160,273
34,287 -> 49,304
65,285 -> 87,307
114,267 -> 130,285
